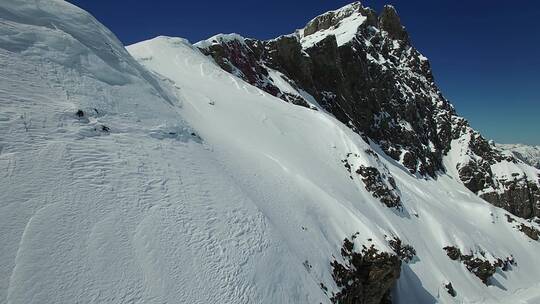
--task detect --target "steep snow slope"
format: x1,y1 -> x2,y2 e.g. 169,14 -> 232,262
1,1 -> 540,304
128,36 -> 540,303
0,1 -> 317,303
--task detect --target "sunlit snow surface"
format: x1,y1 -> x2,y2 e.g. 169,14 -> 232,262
1,1 -> 540,304
295,2 -> 367,49
300,13 -> 366,49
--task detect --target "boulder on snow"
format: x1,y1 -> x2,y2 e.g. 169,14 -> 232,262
444,282 -> 457,297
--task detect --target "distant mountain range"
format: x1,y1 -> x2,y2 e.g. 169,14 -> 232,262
497,143 -> 540,169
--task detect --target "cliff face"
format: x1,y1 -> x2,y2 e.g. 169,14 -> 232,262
196,2 -> 540,220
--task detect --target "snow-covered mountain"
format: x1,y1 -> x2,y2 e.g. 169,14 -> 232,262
193,2 -> 540,221
1,1 -> 539,304
496,143 -> 540,169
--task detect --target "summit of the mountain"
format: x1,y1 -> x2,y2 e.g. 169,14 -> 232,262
301,2 -> 366,36
297,2 -> 371,49
195,2 -> 540,221
378,5 -> 409,42
196,2 -> 447,176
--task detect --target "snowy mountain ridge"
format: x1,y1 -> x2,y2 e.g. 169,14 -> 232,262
1,1 -> 540,304
195,1 -> 540,221
497,143 -> 540,169
297,2 -> 368,49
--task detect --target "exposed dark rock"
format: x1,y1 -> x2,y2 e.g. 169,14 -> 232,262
320,282 -> 329,294
505,214 -> 516,223
504,213 -> 540,241
443,246 -> 461,261
480,177 -> 540,219
457,160 -> 494,194
378,5 -> 409,42
443,246 -> 515,285
468,133 -> 507,164
388,237 -> 416,263
503,147 -> 540,169
462,256 -> 496,285
519,223 -> 540,241
341,154 -> 356,174
341,153 -> 402,210
444,282 -> 456,297
494,256 -> 516,271
76,109 -> 84,117
356,166 -> 401,209
198,37 -> 312,109
330,237 -> 401,304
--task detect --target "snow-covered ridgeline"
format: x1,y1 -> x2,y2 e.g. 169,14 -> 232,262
497,143 -> 540,169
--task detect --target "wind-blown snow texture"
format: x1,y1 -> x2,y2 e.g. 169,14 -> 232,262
1,1 -> 540,304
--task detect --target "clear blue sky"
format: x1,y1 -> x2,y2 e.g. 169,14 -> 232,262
67,0 -> 540,145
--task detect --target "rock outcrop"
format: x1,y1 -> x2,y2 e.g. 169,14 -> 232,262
330,237 -> 401,304
378,5 -> 408,42
443,246 -> 516,285
444,282 -> 457,297
342,151 -> 402,210
387,236 -> 416,263
356,166 -> 401,209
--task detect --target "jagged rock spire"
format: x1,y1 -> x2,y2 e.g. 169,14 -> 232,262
379,5 -> 409,41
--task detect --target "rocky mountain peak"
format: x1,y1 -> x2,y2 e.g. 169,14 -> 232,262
196,2 -> 540,221
300,2 -> 409,45
299,2 -> 378,49
379,5 -> 409,41
302,2 -> 362,36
